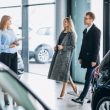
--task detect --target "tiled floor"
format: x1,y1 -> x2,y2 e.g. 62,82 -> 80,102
0,73 -> 91,110
29,62 -> 50,76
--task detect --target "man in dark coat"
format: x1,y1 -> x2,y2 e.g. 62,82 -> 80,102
72,12 -> 101,104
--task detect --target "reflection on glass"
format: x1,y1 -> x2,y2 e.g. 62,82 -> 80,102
29,0 -> 55,4
0,7 -> 21,27
0,0 -> 21,7
29,4 -> 55,76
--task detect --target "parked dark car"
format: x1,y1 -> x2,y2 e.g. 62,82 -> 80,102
91,50 -> 110,110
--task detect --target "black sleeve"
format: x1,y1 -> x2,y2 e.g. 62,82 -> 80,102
92,28 -> 101,62
78,29 -> 87,60
78,37 -> 84,59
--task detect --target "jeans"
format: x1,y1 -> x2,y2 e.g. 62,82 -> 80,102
79,67 -> 94,100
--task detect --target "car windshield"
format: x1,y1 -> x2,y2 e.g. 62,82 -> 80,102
98,50 -> 110,84
0,62 -> 50,110
99,50 -> 110,72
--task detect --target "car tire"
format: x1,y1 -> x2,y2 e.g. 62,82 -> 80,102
96,97 -> 110,110
35,47 -> 50,64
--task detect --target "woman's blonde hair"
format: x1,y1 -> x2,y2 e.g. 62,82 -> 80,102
63,17 -> 73,32
63,17 -> 77,42
0,15 -> 11,30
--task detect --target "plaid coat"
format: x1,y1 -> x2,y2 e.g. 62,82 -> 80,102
48,32 -> 75,82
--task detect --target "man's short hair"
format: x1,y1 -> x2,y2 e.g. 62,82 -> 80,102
86,12 -> 95,20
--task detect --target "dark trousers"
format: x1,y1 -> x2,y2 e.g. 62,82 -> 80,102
0,52 -> 17,74
79,67 -> 94,100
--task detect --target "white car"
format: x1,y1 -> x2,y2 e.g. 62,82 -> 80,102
16,27 -> 55,64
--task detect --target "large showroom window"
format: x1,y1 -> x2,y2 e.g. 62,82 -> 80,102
0,0 -> 56,76
28,2 -> 56,76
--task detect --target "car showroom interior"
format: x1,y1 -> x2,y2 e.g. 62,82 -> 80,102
0,0 -> 109,110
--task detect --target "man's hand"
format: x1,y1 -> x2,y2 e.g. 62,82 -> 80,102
95,66 -> 99,73
91,62 -> 96,67
58,45 -> 64,50
79,59 -> 82,64
94,66 -> 100,78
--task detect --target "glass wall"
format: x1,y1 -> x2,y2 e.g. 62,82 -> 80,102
0,0 -> 56,76
0,0 -> 21,7
91,0 -> 103,61
28,1 -> 56,75
0,0 -> 103,81
72,0 -> 103,83
0,8 -> 21,27
29,0 -> 55,4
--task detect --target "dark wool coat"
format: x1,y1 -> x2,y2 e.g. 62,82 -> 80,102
48,32 -> 75,82
78,24 -> 101,68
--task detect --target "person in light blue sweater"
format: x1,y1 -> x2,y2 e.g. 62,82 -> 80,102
0,15 -> 19,105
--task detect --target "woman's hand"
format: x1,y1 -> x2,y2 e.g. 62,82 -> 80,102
13,41 -> 19,46
58,45 -> 64,50
9,44 -> 16,48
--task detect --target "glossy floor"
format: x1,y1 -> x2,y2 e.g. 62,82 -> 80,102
0,73 -> 91,110
21,73 -> 91,110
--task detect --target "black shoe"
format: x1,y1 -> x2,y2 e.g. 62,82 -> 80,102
71,98 -> 84,104
87,100 -> 91,103
4,94 -> 9,106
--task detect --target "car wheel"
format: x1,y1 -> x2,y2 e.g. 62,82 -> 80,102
96,97 -> 110,110
35,47 -> 50,64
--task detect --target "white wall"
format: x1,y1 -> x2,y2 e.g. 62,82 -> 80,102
91,0 -> 103,61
